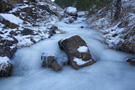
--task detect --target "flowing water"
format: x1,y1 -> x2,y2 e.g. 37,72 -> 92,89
0,17 -> 135,90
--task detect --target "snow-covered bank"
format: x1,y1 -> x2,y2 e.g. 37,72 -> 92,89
0,0 -> 63,76
0,0 -> 63,59
0,16 -> 135,90
87,0 -> 135,53
0,0 -> 63,48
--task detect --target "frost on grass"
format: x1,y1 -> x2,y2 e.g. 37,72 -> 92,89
77,46 -> 88,53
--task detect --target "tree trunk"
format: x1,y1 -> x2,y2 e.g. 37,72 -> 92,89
114,0 -> 122,20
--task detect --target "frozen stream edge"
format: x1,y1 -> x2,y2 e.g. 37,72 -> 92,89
0,17 -> 135,90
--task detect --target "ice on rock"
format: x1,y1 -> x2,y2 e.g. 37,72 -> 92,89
77,46 -> 88,53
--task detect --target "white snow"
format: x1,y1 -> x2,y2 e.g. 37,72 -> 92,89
77,46 -> 88,53
0,14 -> 23,25
77,11 -> 88,17
17,38 -> 33,47
65,7 -> 77,14
73,57 -> 92,65
0,57 -> 9,64
9,5 -> 29,13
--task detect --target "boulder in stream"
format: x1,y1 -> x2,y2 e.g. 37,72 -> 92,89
64,7 -> 77,16
58,35 -> 95,69
65,17 -> 77,24
41,53 -> 62,71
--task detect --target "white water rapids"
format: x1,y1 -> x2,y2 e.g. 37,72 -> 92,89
0,17 -> 135,90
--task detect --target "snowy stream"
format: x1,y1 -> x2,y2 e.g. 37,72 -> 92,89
0,17 -> 135,90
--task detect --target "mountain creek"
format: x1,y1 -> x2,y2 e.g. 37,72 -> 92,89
0,17 -> 135,90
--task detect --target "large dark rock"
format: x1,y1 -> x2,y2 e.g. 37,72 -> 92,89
58,35 -> 95,69
41,53 -> 62,71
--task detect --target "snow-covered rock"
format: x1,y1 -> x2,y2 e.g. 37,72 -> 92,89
0,14 -> 23,25
58,35 -> 95,69
0,57 -> 12,77
41,53 -> 62,71
64,7 -> 77,16
0,14 -> 19,29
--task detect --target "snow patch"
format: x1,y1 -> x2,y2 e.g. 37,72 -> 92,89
77,11 -> 88,17
0,57 -> 10,64
0,14 -> 23,25
65,7 -> 77,14
77,46 -> 88,53
73,57 -> 92,65
9,5 -> 29,13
